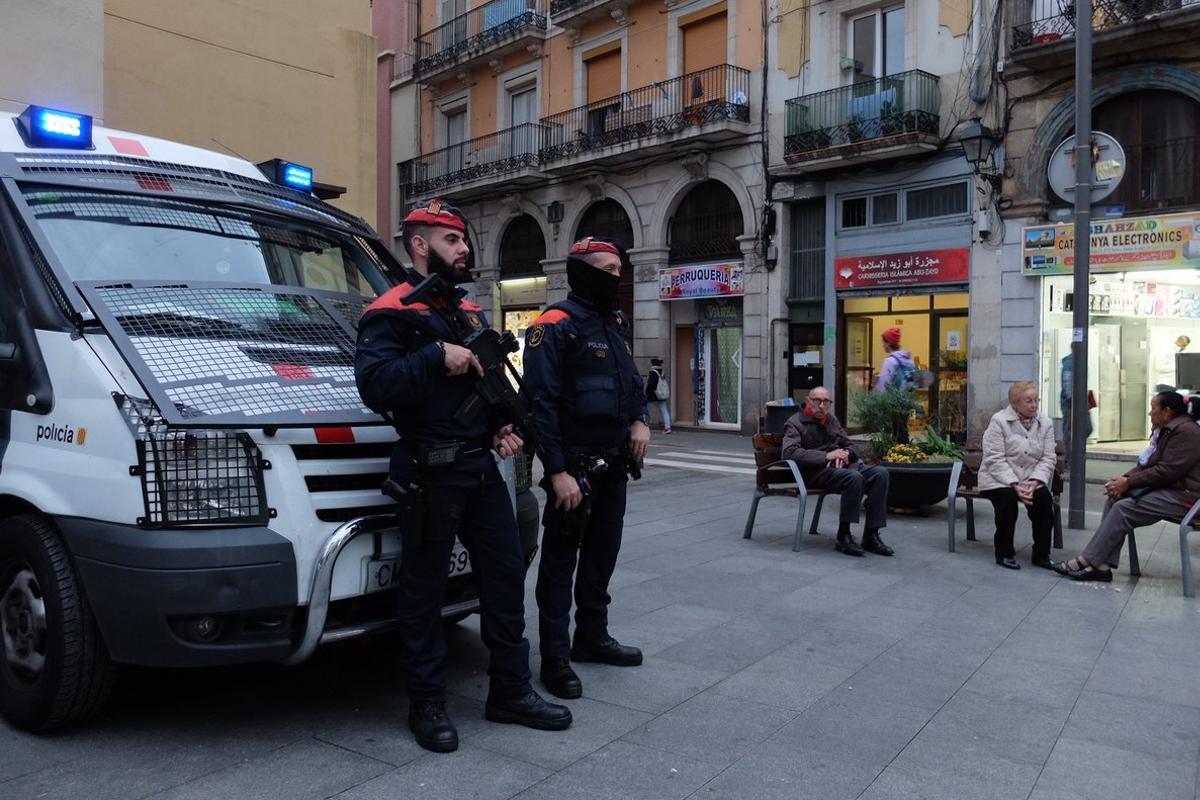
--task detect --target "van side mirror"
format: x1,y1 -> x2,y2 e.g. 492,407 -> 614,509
0,342 -> 15,362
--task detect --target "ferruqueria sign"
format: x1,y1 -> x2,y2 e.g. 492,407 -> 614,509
834,248 -> 970,289
658,261 -> 745,300
1022,211 -> 1200,275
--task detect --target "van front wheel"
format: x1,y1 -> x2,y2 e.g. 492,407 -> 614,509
0,513 -> 116,731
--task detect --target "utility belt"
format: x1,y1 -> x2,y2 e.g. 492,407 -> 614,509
413,439 -> 493,469
566,446 -> 633,480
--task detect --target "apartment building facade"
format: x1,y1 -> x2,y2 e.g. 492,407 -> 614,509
400,0 -> 773,431
767,0 -> 982,437
992,0 -> 1200,452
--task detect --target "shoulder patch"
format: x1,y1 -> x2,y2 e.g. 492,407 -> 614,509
533,309 -> 570,326
366,283 -> 430,313
527,325 -> 546,348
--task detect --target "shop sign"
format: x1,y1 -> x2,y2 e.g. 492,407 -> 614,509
834,248 -> 970,290
499,276 -> 546,307
1022,211 -> 1200,275
699,298 -> 743,326
659,261 -> 745,301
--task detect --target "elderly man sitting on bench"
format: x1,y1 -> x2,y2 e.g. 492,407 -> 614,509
782,386 -> 892,557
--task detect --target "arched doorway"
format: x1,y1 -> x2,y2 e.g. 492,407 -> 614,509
666,180 -> 747,429
497,214 -> 547,376
575,199 -> 635,325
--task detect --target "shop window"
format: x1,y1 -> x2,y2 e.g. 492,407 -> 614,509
498,215 -> 546,278
789,197 -> 826,301
933,292 -> 968,309
906,181 -> 969,220
1088,91 -> 1200,213
872,193 -> 898,224
668,180 -> 742,263
841,196 -> 868,228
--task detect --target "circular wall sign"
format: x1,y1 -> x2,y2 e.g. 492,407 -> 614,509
1047,131 -> 1126,205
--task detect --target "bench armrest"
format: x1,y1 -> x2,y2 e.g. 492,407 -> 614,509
1183,497 -> 1200,529
763,459 -> 809,495
947,461 -> 964,501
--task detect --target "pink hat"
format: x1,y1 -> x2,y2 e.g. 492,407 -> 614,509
882,327 -> 902,349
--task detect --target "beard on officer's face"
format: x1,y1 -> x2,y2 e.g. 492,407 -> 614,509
427,239 -> 472,284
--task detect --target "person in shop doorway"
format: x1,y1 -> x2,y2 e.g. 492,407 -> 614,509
646,357 -> 672,433
1060,353 -> 1092,474
781,386 -> 893,557
874,326 -> 917,444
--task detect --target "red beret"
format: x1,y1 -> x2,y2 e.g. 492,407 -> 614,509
570,237 -> 622,256
882,327 -> 902,348
403,198 -> 467,233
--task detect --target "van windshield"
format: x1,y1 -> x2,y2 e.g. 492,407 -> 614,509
20,186 -> 391,298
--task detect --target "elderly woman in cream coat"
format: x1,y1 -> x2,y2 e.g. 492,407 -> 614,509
978,381 -> 1058,570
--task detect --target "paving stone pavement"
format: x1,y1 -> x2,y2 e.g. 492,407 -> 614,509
2,430 -> 1199,800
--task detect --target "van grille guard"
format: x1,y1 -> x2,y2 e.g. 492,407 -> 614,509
81,281 -> 381,428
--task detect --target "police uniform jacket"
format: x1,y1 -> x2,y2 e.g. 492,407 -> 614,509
522,294 -> 648,475
354,270 -> 497,484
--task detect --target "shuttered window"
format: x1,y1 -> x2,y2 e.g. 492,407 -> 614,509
789,198 -> 826,301
682,12 -> 727,74
585,48 -> 622,104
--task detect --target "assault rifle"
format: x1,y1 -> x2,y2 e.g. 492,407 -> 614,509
404,273 -> 547,463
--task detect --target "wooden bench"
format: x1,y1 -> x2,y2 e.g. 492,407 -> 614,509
946,436 -> 1066,554
743,432 -> 828,552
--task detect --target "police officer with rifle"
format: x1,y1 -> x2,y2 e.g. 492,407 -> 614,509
354,199 -> 570,753
522,237 -> 651,700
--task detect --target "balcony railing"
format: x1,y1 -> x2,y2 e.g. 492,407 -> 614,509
540,65 -> 751,162
414,0 -> 547,79
404,123 -> 546,196
784,70 -> 940,162
1013,0 -> 1200,50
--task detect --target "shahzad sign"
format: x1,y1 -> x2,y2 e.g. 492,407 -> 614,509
659,262 -> 745,300
834,248 -> 970,289
1022,211 -> 1200,275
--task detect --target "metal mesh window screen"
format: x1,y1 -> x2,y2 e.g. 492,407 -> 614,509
499,215 -> 546,277
81,283 -> 378,427
905,182 -> 969,220
138,429 -> 269,526
668,180 -> 742,263
788,198 -> 825,301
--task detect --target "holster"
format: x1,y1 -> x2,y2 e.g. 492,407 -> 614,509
540,472 -> 592,547
383,477 -> 427,544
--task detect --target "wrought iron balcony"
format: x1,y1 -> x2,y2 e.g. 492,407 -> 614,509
1013,0 -> 1200,54
539,65 -> 752,168
413,0 -> 547,82
783,71 -> 940,169
402,123 -> 547,198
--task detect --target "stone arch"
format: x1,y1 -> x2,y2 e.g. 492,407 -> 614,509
496,214 -> 548,278
559,183 -> 644,254
483,201 -> 551,274
648,162 -> 756,249
1022,63 -> 1200,200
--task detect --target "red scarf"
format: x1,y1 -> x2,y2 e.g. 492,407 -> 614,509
803,405 -> 829,426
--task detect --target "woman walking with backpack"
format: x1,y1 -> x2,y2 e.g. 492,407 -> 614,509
646,357 -> 672,433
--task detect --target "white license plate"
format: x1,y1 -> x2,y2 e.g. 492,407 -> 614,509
362,540 -> 472,594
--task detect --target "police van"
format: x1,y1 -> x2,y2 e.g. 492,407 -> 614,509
0,106 -> 539,731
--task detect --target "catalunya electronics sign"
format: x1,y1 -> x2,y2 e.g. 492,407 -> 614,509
659,261 -> 745,300
835,248 -> 970,289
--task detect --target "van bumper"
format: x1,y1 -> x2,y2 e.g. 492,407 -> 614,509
54,516 -> 298,668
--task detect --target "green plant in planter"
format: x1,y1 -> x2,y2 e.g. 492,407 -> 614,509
880,101 -> 903,135
916,424 -> 965,462
846,114 -> 865,142
850,385 -> 921,464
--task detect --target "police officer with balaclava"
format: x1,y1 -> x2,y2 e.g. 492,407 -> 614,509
355,199 -> 571,753
521,236 -> 651,700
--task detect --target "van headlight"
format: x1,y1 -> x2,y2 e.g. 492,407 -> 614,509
137,430 -> 270,526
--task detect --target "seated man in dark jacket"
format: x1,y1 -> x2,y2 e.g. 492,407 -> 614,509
781,386 -> 892,557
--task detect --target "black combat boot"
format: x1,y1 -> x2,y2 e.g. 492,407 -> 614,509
571,635 -> 643,666
861,528 -> 894,556
485,690 -> 573,730
835,524 -> 865,557
408,700 -> 459,753
541,657 -> 583,699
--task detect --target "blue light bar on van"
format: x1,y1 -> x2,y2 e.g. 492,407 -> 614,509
256,158 -> 314,192
15,105 -> 94,149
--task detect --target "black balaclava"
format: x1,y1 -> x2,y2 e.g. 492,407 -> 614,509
566,255 -> 621,312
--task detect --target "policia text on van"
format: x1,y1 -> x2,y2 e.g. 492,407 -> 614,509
0,106 -> 538,731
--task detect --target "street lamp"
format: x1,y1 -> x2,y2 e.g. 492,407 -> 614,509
959,118 -> 1003,191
